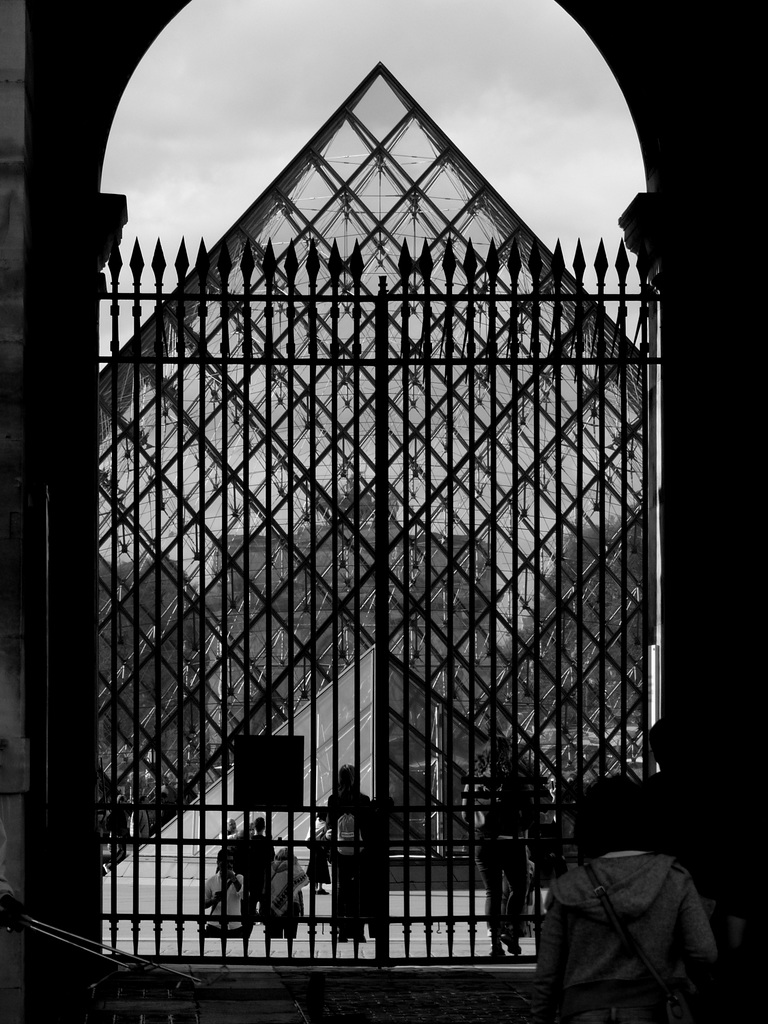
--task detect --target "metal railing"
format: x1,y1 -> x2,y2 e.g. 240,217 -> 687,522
96,233 -> 656,963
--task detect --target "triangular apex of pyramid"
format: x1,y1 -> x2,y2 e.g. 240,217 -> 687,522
190,63 -> 562,296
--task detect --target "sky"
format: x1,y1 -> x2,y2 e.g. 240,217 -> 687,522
100,0 -> 645,283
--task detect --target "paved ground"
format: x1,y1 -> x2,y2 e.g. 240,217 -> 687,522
276,965 -> 537,1023
81,964 -> 538,1023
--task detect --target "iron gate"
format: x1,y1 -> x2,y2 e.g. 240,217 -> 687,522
96,227 -> 655,964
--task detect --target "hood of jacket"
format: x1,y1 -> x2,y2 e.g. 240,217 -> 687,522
550,853 -> 679,923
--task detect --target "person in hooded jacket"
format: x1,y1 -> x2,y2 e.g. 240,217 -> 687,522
532,776 -> 717,1024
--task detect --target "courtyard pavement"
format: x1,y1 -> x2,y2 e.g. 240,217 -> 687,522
84,963 -> 538,1023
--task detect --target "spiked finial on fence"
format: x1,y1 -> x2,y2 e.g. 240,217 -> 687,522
594,240 -> 608,289
485,239 -> 499,288
328,239 -> 343,286
615,240 -> 630,287
129,239 -> 144,288
463,239 -> 477,287
350,239 -> 364,285
398,239 -> 412,282
442,238 -> 456,287
306,238 -> 320,289
239,240 -> 254,290
284,240 -> 299,288
419,239 -> 433,284
572,240 -> 586,288
551,240 -> 565,291
175,239 -> 190,284
262,239 -> 277,287
195,240 -> 210,289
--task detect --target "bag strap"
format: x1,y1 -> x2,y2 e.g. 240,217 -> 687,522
584,863 -> 677,1003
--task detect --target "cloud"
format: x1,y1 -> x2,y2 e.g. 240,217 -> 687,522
103,0 -> 644,271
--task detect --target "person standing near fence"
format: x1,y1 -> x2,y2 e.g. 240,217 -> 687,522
266,847 -> 309,941
103,791 -> 129,873
462,733 -> 534,958
307,808 -> 330,895
326,764 -> 372,942
244,816 -> 274,923
128,795 -> 150,839
204,847 -> 245,939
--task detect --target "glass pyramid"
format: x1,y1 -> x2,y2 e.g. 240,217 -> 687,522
98,64 -> 646,852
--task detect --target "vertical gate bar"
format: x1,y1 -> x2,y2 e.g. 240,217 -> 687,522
548,246 -> 564,952
374,275 -> 391,965
595,247 -> 608,776
221,257 -> 233,904
195,243 -> 209,943
639,261 -> 652,761
351,256 -> 365,946
241,241 -> 252,755
288,256 -> 299,904
174,246 -> 187,957
487,257 -> 499,962
399,255 -> 411,958
423,255 -> 446,956
263,242 -> 275,866
466,259 -> 478,746
284,264 -> 297,962
107,243 -> 121,950
446,250 -> 470,955
468,267 -> 482,952
530,245 -> 542,851
152,242 -> 165,954
307,247 -> 319,957
328,254 -> 340,952
240,241 -> 254,927
422,295 -> 434,958
615,249 -> 630,775
509,248 -> 521,931
129,242 -> 143,953
555,277 -> 566,864
573,248 -> 585,824
444,260 -> 456,946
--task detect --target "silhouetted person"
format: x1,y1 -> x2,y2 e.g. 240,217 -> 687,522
307,808 -> 330,894
204,847 -> 245,939
158,785 -> 176,825
128,796 -> 150,839
523,768 -> 568,881
462,733 -> 534,957
326,763 -> 372,942
244,816 -> 274,923
532,776 -> 717,1024
643,718 -> 721,913
266,847 -> 309,941
103,792 -> 129,872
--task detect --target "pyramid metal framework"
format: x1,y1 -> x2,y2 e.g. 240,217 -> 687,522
98,64 -> 650,851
